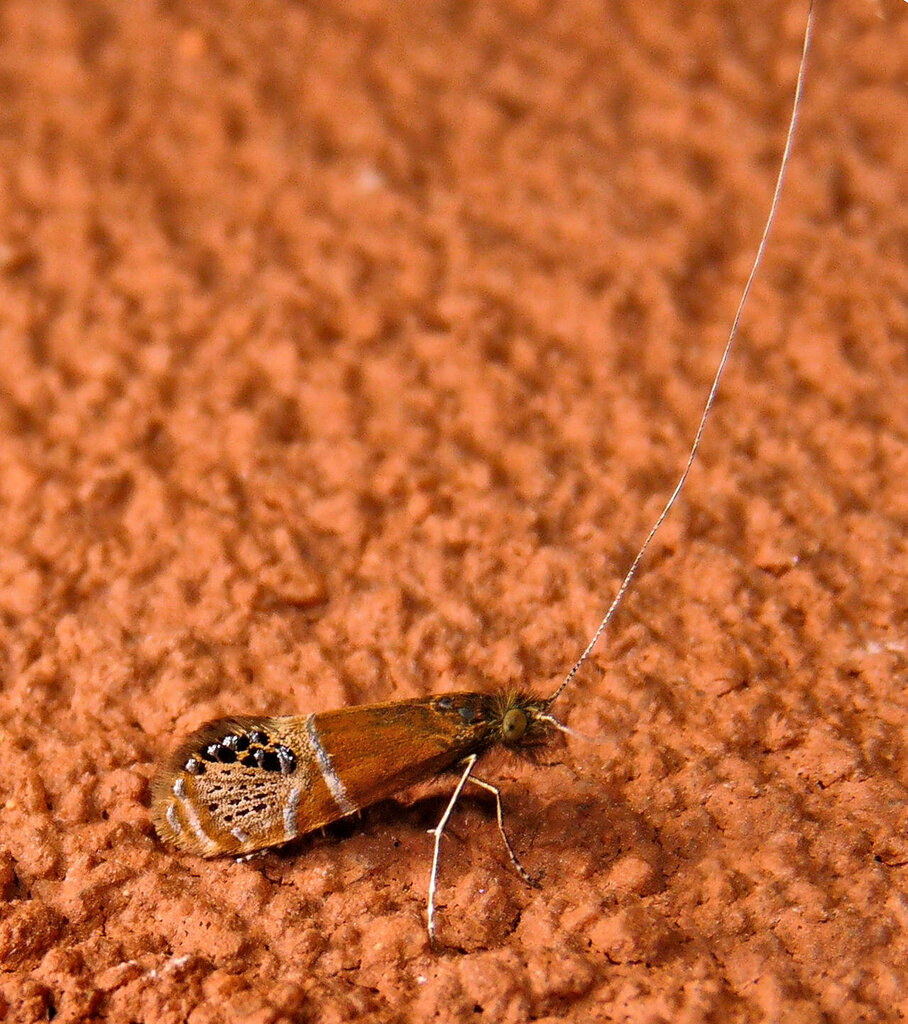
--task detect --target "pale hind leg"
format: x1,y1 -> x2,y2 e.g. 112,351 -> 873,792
426,757 -> 538,945
427,754 -> 477,946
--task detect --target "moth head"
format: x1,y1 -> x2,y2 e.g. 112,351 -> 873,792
490,692 -> 562,752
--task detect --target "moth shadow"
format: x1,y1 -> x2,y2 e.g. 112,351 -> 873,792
320,768 -> 659,889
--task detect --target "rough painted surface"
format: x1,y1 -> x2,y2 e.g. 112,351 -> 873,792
1,1 -> 906,1021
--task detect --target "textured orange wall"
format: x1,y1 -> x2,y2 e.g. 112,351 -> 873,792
0,1 -> 906,1021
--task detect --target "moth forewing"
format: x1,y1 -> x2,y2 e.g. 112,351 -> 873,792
152,715 -> 332,857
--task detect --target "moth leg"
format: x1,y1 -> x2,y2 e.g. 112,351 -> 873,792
468,775 -> 540,889
234,850 -> 268,864
427,753 -> 477,947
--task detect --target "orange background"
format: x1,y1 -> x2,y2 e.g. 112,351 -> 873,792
1,1 -> 906,1021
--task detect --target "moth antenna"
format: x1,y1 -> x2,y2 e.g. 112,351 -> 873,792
547,0 -> 816,708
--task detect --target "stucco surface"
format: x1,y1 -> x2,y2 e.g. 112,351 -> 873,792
0,1 -> 906,1021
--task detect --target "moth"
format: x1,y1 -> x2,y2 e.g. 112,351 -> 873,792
151,691 -> 561,941
151,0 -> 817,945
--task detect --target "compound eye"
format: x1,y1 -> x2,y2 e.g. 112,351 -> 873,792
502,708 -> 528,743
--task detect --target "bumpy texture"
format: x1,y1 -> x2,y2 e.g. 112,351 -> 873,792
1,1 -> 907,1022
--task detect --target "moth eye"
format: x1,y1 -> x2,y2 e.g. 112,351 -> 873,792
502,708 -> 528,742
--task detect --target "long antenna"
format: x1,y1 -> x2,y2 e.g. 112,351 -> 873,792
547,0 -> 816,707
